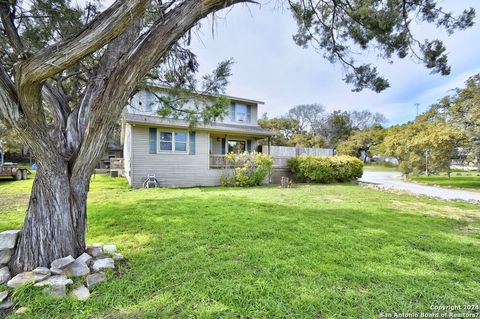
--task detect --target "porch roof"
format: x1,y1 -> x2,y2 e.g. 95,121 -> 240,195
124,113 -> 274,137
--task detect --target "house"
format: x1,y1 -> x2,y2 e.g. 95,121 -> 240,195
122,87 -> 273,187
97,142 -> 123,170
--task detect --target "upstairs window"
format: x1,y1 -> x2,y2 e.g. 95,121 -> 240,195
229,103 -> 250,123
235,104 -> 247,122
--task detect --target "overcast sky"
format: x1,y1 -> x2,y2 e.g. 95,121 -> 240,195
88,1 -> 480,125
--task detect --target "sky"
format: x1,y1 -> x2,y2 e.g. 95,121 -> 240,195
87,0 -> 480,126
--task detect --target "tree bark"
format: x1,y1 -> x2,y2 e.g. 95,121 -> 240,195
9,162 -> 90,274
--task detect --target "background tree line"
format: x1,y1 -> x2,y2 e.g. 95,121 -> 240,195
351,73 -> 479,175
260,72 -> 480,176
258,104 -> 387,148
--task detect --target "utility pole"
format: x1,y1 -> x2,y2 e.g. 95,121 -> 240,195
425,149 -> 429,176
415,103 -> 419,118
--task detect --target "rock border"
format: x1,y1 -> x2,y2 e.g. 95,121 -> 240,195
0,230 -> 125,314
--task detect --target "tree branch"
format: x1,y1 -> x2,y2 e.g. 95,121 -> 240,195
18,0 -> 149,86
0,64 -> 20,126
0,0 -> 24,54
43,82 -> 70,130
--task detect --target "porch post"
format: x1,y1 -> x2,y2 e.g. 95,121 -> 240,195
268,137 -> 272,184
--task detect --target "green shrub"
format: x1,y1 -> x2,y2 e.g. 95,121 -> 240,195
221,152 -> 273,187
287,155 -> 363,183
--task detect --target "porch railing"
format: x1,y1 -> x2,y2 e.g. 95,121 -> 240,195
210,154 -> 291,169
209,154 -> 254,169
209,154 -> 234,169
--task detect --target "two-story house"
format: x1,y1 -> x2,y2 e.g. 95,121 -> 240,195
123,86 -> 273,187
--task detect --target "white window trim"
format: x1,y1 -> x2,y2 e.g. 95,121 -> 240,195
158,129 -> 189,154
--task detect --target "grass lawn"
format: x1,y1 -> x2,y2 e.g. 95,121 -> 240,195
0,175 -> 479,318
363,163 -> 399,172
409,173 -> 480,190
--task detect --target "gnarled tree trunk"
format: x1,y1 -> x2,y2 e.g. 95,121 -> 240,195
9,162 -> 90,273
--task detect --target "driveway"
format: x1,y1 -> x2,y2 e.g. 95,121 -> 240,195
359,171 -> 480,202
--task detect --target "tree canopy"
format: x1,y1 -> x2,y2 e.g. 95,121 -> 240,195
383,121 -> 464,174
336,124 -> 386,160
289,0 -> 475,92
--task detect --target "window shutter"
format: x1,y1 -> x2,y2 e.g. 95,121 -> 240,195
247,140 -> 252,152
189,131 -> 196,155
246,105 -> 252,124
229,103 -> 236,121
149,128 -> 157,154
221,138 -> 226,154
145,91 -> 153,113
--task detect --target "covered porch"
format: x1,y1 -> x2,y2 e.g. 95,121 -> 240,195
209,133 -> 271,169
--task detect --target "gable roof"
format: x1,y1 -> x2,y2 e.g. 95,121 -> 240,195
125,113 -> 273,137
147,85 -> 265,106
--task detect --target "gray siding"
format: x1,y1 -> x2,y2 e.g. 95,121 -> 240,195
130,126 -> 222,188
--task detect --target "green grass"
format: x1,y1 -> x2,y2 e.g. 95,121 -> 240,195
410,173 -> 480,190
0,175 -> 479,318
363,163 -> 399,172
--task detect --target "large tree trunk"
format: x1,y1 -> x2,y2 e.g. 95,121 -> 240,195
9,162 -> 90,274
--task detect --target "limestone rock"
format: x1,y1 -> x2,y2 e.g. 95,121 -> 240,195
33,267 -> 50,276
0,291 -> 7,303
7,272 -> 35,289
50,255 -> 75,269
103,245 -> 117,254
0,267 -> 10,284
70,285 -> 90,301
86,246 -> 102,258
42,285 -> 66,299
0,230 -> 20,250
34,275 -> 73,287
33,272 -> 50,282
91,258 -> 114,272
112,253 -> 124,261
0,249 -> 14,265
15,307 -> 28,315
76,252 -> 92,265
86,272 -> 105,289
50,267 -> 64,275
65,260 -> 90,277
92,243 -> 103,248
0,298 -> 12,310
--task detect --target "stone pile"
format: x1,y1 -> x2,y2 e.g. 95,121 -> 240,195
0,229 -> 124,314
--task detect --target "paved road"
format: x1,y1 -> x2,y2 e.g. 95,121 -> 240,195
359,171 -> 480,202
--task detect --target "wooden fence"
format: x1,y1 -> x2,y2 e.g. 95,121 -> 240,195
263,145 -> 334,168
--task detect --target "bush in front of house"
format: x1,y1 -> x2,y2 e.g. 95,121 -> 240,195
221,152 -> 273,187
287,155 -> 363,183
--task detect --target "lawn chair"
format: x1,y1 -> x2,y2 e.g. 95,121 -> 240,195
143,174 -> 160,188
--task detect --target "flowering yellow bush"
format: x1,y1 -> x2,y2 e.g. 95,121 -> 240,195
221,152 -> 273,187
